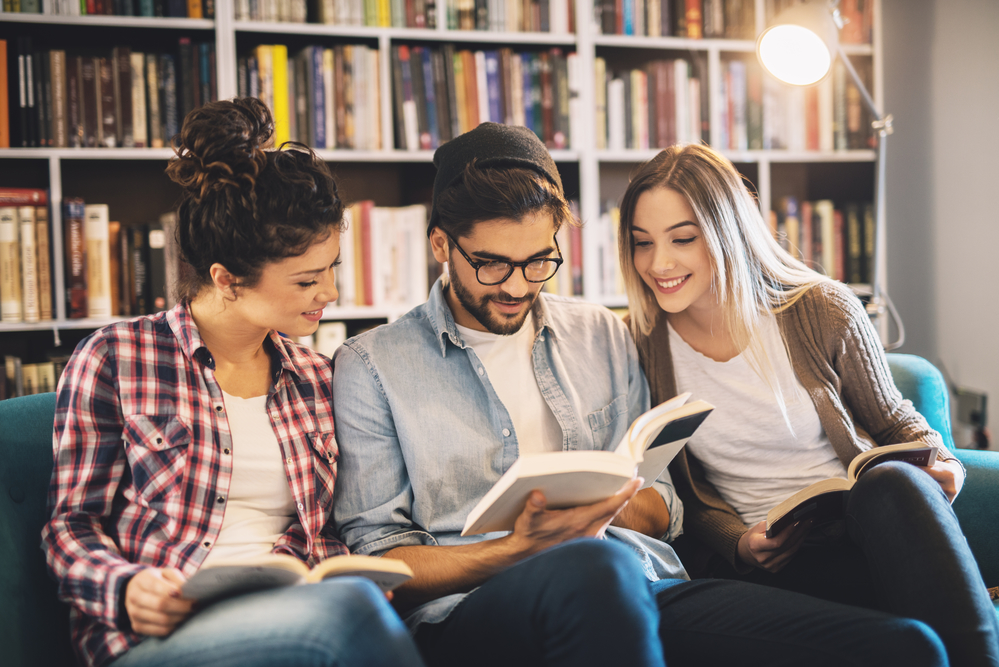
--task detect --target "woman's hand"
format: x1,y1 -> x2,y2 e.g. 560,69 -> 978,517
736,519 -> 813,573
124,568 -> 196,636
919,458 -> 965,503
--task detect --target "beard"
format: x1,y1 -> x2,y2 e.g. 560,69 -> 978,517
449,261 -> 537,336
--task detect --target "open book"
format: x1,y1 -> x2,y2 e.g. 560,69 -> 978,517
181,553 -> 414,602
461,393 -> 714,536
765,442 -> 939,537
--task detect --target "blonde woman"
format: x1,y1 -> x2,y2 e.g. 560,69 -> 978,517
618,143 -> 997,667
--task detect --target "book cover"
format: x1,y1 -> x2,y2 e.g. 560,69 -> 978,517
63,198 -> 88,319
463,394 -> 713,536
272,44 -> 290,146
108,220 -> 121,316
18,206 -> 39,323
35,205 -> 51,320
0,207 -> 22,323
84,204 -> 112,318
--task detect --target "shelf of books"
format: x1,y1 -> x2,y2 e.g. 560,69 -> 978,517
0,0 -> 883,399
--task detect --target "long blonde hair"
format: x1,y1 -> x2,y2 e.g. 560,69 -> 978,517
618,144 -> 831,424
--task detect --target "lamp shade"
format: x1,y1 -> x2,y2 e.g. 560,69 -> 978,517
756,1 -> 840,86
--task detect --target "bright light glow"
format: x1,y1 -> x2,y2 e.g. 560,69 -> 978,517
758,24 -> 833,86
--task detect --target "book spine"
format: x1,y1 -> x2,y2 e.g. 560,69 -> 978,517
178,38 -> 195,121
50,50 -> 68,147
199,41 -> 211,108
34,205 -> 52,320
99,56 -> 117,147
84,204 -> 112,318
63,198 -> 88,319
0,207 -> 23,323
81,56 -> 98,147
0,40 -> 9,149
421,46 -> 439,149
36,48 -> 50,148
18,206 -> 39,323
146,53 -> 162,148
312,46 -> 326,149
161,54 -> 178,145
131,224 -> 148,315
130,52 -> 147,147
146,221 -> 167,311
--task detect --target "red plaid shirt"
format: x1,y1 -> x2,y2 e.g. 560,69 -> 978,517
42,303 -> 348,667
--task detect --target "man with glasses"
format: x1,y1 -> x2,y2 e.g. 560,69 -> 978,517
330,123 -> 946,667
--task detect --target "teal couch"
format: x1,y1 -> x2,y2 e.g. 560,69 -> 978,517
1,354 -> 997,666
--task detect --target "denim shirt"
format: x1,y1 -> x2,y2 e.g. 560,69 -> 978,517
332,277 -> 688,628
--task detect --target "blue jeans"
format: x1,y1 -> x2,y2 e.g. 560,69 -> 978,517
110,577 -> 425,667
702,462 -> 999,667
414,538 -> 947,667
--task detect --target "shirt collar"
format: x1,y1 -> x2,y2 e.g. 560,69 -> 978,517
166,300 -> 305,382
426,275 -> 559,358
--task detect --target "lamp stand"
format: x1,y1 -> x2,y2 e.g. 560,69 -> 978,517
835,44 -> 904,350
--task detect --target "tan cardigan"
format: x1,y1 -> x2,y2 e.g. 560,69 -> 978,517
634,281 -> 944,574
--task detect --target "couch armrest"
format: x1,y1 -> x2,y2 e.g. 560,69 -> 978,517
953,449 -> 999,591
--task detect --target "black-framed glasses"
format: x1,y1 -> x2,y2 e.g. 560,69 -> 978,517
444,230 -> 564,286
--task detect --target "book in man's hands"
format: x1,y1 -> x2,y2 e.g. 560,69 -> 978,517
181,553 -> 414,602
765,442 -> 940,537
461,393 -> 714,536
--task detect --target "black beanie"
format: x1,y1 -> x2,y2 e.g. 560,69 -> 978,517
428,122 -> 563,233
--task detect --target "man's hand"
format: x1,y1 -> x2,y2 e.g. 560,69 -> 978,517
507,477 -> 642,558
124,568 -> 196,636
918,458 -> 964,503
737,519 -> 813,573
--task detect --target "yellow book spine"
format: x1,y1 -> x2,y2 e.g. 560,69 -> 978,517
272,45 -> 290,147
378,0 -> 390,26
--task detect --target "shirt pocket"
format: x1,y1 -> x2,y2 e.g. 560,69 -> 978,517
309,432 -> 339,509
586,394 -> 629,434
123,415 -> 192,509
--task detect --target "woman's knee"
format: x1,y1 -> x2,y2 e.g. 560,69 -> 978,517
850,461 -> 943,514
879,618 -> 948,667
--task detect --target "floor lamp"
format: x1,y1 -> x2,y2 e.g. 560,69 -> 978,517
756,0 -> 904,349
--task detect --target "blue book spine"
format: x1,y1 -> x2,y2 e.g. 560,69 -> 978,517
484,51 -> 501,127
421,47 -> 439,149
521,53 -> 534,136
313,46 -> 325,150
161,54 -> 178,142
199,42 -> 211,107
623,0 -> 633,35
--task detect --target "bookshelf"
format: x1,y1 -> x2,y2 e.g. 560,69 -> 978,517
0,0 -> 883,345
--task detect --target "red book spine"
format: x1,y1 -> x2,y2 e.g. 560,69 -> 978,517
0,188 -> 48,206
805,85 -> 819,151
63,197 -> 88,319
833,209 -> 845,282
684,0 -> 702,38
360,200 -> 374,306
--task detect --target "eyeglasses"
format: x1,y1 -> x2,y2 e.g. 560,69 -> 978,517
444,230 -> 564,286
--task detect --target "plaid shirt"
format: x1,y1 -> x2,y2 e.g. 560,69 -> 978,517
42,303 -> 348,667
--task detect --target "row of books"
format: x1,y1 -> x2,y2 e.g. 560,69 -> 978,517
717,57 -> 874,152
1,37 -> 218,149
598,0 -> 754,39
392,45 -> 576,152
543,200 -> 583,297
595,56 -> 708,151
334,201 -> 431,308
445,0 -> 573,32
1,0 -> 213,16
0,187 -> 181,323
771,197 -> 875,286
237,44 -> 381,150
764,0 -> 873,44
2,354 -> 66,400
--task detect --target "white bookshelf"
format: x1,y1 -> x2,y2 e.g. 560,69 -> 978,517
0,0 -> 883,338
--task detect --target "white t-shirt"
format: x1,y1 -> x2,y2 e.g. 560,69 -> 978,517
456,318 -> 563,456
669,316 -> 848,527
198,391 -> 297,567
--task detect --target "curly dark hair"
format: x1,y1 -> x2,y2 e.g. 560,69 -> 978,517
166,97 -> 345,301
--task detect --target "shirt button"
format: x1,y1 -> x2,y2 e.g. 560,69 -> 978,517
539,335 -> 545,342
203,541 -> 211,548
155,437 -> 163,444
477,367 -> 484,376
215,405 -> 224,413
223,448 -> 231,455
287,457 -> 293,465
216,496 -> 225,504
502,428 -> 511,437
297,503 -> 304,511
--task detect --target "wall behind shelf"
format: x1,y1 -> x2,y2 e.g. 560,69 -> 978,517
883,0 -> 999,449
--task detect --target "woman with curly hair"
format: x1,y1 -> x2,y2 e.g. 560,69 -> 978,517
617,143 -> 998,667
42,98 -> 425,667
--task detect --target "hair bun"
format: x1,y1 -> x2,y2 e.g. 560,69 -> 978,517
167,97 -> 274,203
